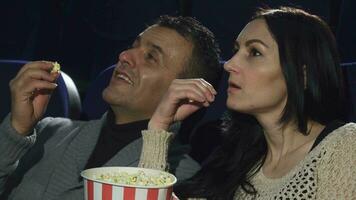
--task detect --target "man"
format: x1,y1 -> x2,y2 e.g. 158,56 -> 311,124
0,16 -> 221,199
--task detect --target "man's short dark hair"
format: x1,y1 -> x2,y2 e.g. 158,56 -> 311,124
153,15 -> 222,89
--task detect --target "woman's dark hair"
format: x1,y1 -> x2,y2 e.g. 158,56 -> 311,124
258,7 -> 346,133
175,6 -> 346,199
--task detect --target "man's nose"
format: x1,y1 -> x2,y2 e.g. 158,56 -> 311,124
118,49 -> 136,67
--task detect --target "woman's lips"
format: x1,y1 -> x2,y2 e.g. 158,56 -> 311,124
227,82 -> 241,93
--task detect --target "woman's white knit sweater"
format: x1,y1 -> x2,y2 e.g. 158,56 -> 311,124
139,123 -> 356,199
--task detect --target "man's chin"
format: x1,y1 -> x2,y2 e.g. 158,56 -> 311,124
102,87 -> 131,106
102,87 -> 116,104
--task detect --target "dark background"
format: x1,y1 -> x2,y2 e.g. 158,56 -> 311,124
0,0 -> 355,99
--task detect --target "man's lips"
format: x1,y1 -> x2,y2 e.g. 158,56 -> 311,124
114,70 -> 133,85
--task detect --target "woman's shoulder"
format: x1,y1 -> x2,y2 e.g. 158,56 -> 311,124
336,122 -> 356,133
313,122 -> 356,166
314,123 -> 356,198
321,122 -> 356,147
305,122 -> 356,167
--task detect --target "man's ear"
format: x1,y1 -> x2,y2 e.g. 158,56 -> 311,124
303,65 -> 307,90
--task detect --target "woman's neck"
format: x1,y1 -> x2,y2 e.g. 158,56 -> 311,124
256,115 -> 324,178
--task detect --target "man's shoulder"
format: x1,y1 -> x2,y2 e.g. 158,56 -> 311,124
168,138 -> 200,182
168,150 -> 200,182
34,117 -> 104,142
37,117 -> 103,130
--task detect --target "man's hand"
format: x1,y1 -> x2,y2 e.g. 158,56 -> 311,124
148,79 -> 216,131
10,61 -> 60,136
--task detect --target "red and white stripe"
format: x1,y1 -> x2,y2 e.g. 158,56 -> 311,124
84,180 -> 173,200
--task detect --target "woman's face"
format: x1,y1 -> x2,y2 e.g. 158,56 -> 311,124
224,18 -> 287,118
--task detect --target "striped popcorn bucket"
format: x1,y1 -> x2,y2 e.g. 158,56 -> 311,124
81,167 -> 177,200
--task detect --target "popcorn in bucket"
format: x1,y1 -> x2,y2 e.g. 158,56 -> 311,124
81,167 -> 177,200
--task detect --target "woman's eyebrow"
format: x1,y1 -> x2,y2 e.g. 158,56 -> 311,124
245,39 -> 269,48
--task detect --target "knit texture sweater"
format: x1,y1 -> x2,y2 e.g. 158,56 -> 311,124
139,123 -> 356,199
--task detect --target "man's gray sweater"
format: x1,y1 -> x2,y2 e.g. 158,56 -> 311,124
0,113 -> 199,200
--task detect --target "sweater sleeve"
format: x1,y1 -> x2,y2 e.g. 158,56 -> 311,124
138,129 -> 174,171
0,114 -> 37,194
316,124 -> 356,199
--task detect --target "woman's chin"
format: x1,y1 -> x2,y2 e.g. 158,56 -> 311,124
227,100 -> 242,112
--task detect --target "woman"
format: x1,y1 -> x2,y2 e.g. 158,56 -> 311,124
139,7 -> 356,199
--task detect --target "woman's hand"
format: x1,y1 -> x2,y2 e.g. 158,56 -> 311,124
148,79 -> 216,131
10,61 -> 59,135
171,193 -> 179,200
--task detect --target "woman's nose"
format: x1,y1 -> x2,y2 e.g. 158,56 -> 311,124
223,59 -> 234,72
223,58 -> 240,74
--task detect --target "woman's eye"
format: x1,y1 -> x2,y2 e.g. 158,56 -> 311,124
250,48 -> 262,56
251,48 -> 261,56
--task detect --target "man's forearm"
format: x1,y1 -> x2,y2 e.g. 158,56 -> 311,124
0,114 -> 36,194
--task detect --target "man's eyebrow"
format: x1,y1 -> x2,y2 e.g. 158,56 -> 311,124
234,40 -> 240,49
245,39 -> 269,48
134,35 -> 141,44
135,35 -> 164,55
148,42 -> 164,55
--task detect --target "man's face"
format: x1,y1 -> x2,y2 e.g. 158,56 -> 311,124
103,25 -> 193,122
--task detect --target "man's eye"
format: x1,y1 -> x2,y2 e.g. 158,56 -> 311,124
129,41 -> 139,49
127,44 -> 136,50
232,46 -> 239,54
145,52 -> 157,62
250,48 -> 262,56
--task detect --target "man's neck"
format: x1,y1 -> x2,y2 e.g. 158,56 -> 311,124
111,107 -> 151,125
